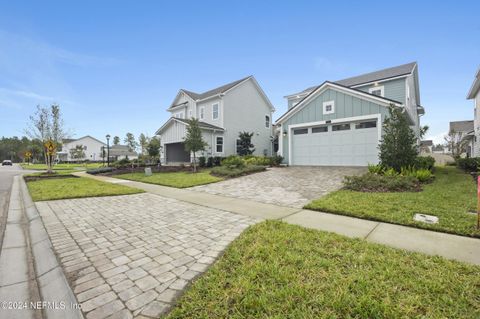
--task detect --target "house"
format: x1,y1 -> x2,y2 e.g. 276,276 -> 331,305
467,66 -> 480,157
275,62 -> 424,166
109,145 -> 138,161
448,120 -> 474,157
420,140 -> 433,153
155,76 -> 275,164
57,136 -> 106,162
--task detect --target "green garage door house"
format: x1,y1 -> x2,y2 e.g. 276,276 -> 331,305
275,62 -> 424,166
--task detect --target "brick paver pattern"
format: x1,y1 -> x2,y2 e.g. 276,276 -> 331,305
190,166 -> 365,208
37,193 -> 258,319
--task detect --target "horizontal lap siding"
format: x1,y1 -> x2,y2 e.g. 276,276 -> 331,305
355,78 -> 406,104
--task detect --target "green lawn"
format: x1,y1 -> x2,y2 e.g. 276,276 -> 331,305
115,170 -> 223,188
26,177 -> 143,201
21,163 -> 104,171
305,166 -> 480,237
167,221 -> 480,319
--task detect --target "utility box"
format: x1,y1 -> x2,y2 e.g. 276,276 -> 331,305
144,167 -> 152,176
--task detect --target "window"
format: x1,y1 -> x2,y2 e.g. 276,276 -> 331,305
216,136 -> 223,153
293,128 -> 308,135
332,124 -> 351,131
200,107 -> 205,120
212,103 -> 219,120
236,139 -> 241,154
175,112 -> 184,119
188,110 -> 192,118
369,86 -> 384,97
323,100 -> 335,114
312,126 -> 328,133
355,121 -> 377,129
265,115 -> 270,128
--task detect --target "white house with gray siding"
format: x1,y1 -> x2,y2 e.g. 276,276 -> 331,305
156,76 -> 275,164
467,66 -> 480,157
275,62 -> 424,166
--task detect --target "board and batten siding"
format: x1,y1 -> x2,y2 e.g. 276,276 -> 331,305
280,88 -> 389,164
161,121 -> 188,144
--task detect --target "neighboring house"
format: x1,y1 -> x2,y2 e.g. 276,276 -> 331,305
448,120 -> 474,157
275,62 -> 424,166
57,136 -> 106,162
467,66 -> 480,157
109,145 -> 138,161
420,140 -> 433,153
432,144 -> 446,154
155,76 -> 275,164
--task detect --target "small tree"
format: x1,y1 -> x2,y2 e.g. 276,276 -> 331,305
444,129 -> 468,158
237,131 -> 255,156
113,136 -> 120,145
138,133 -> 149,155
419,125 -> 429,139
70,145 -> 85,161
124,133 -> 138,152
379,105 -> 418,171
147,137 -> 161,164
184,118 -> 207,172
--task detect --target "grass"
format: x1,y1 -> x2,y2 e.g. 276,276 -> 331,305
26,176 -> 143,201
115,169 -> 223,188
167,221 -> 480,319
305,166 -> 480,237
21,163 -> 104,171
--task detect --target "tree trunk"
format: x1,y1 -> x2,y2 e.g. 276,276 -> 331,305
193,152 -> 197,173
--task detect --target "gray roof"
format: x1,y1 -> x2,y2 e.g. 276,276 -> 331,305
181,76 -> 251,101
174,118 -> 224,130
449,120 -> 474,133
289,62 -> 417,96
420,140 -> 433,146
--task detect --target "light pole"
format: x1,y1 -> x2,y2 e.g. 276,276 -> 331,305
106,134 -> 111,167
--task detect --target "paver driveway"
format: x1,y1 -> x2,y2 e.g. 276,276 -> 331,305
36,193 -> 258,318
190,166 -> 365,208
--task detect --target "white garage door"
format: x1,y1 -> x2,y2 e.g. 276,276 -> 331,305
291,119 -> 379,166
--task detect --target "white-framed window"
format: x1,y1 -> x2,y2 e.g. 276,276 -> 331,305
200,107 -> 205,120
216,136 -> 223,153
323,100 -> 335,114
406,85 -> 410,103
174,112 -> 184,119
188,110 -> 192,118
212,103 -> 219,120
236,139 -> 241,154
369,86 -> 384,97
265,115 -> 270,128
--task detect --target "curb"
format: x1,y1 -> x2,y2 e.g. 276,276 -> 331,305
0,176 -> 84,319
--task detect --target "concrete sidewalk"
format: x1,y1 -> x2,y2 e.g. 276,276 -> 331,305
78,172 -> 480,266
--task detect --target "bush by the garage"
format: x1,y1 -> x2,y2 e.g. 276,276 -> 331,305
343,173 -> 420,192
211,165 -> 266,178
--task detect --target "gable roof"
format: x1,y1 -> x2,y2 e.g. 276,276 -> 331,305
155,117 -> 224,135
63,135 -> 106,146
286,62 -> 417,97
181,76 -> 252,101
109,145 -> 137,156
420,140 -> 433,147
467,67 -> 480,99
449,120 -> 474,133
276,81 -> 402,124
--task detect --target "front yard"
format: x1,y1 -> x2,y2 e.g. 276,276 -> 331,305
167,221 -> 480,318
21,162 -> 104,171
305,166 -> 480,237
26,176 -> 144,201
115,169 -> 223,188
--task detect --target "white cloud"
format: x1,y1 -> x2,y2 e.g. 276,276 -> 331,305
425,131 -> 447,145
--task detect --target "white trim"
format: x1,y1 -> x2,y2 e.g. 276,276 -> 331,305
350,74 -> 410,89
212,103 -> 219,120
276,82 -> 400,125
278,127 -> 283,157
287,114 -> 382,165
265,114 -> 271,128
368,85 -> 384,97
215,135 -> 224,154
322,100 -> 335,114
199,106 -> 205,120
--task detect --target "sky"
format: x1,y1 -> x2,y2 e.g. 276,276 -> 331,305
0,1 -> 479,145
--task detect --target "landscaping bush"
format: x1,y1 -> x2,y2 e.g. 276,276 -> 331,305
221,155 -> 245,168
383,167 -> 399,177
415,156 -> 435,171
198,156 -> 206,168
414,169 -> 434,183
206,157 -> 213,167
87,167 -> 114,175
211,165 -> 266,178
367,164 -> 384,174
456,157 -> 479,172
244,156 -> 271,166
213,156 -> 222,166
271,155 -> 284,166
343,173 -> 420,192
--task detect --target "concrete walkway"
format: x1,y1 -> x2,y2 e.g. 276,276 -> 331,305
77,172 -> 480,266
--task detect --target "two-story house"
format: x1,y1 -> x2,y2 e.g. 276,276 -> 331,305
155,76 -> 275,163
448,120 -> 474,157
467,66 -> 480,157
275,62 -> 424,166
57,135 -> 106,162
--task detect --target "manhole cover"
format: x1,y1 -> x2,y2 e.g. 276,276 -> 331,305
413,213 -> 439,224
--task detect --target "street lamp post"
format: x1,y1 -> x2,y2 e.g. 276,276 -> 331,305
106,134 -> 111,167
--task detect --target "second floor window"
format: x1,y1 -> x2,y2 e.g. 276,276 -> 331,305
265,115 -> 270,128
175,112 -> 184,119
200,107 -> 205,120
212,103 -> 219,120
369,86 -> 384,97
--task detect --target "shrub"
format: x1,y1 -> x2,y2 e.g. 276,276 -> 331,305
367,164 -> 384,174
206,157 -> 213,167
383,167 -> 399,177
213,156 -> 222,166
244,156 -> 271,166
415,156 -> 435,171
221,156 -> 246,168
87,167 -> 114,175
211,165 -> 266,178
400,166 -> 416,177
271,155 -> 284,166
414,169 -> 434,183
198,157 -> 206,167
456,158 -> 479,172
343,173 -> 420,192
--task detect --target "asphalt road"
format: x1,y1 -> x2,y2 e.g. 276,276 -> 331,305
0,164 -> 32,249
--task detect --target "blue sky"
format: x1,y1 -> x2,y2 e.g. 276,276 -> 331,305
1,1 -> 479,144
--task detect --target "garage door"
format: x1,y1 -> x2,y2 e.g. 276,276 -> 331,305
291,119 -> 379,166
165,142 -> 191,163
